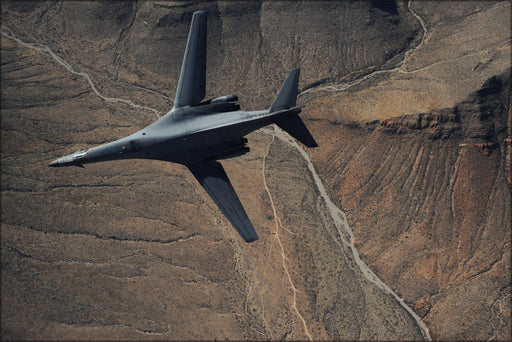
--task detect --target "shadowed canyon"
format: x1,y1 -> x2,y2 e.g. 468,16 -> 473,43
1,1 -> 510,340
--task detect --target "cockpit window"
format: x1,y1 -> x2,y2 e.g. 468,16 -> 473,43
74,151 -> 87,159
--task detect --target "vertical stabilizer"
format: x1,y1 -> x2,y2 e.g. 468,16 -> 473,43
270,68 -> 300,112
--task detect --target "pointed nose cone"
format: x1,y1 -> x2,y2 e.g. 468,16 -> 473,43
48,159 -> 60,167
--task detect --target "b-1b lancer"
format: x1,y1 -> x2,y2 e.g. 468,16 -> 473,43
49,10 -> 317,242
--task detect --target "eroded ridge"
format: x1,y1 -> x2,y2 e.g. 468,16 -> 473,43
299,1 -> 510,96
299,0 -> 428,96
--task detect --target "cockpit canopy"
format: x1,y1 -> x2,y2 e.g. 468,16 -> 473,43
74,150 -> 87,160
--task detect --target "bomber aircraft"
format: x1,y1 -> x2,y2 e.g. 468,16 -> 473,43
49,10 -> 317,242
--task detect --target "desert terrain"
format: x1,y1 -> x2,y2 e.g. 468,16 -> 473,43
1,1 -> 510,340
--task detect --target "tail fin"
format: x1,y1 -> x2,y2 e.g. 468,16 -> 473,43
270,68 -> 300,112
270,69 -> 318,148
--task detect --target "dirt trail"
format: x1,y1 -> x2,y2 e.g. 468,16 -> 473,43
299,1 -> 509,96
261,135 -> 313,341
0,30 -> 163,119
262,127 -> 432,341
299,0 -> 428,96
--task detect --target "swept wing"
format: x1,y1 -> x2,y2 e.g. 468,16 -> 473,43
187,159 -> 259,242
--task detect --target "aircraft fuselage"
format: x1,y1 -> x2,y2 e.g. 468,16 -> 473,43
49,102 -> 299,167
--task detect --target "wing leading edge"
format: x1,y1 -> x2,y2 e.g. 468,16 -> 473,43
174,10 -> 207,108
187,159 -> 259,242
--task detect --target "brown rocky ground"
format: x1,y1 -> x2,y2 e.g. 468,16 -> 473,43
1,1 -> 510,340
0,32 -> 425,340
310,72 -> 511,340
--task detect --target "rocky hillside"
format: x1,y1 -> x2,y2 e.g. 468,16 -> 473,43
310,71 -> 510,340
1,1 -> 510,340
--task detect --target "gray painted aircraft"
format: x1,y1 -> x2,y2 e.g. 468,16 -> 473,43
49,10 -> 317,242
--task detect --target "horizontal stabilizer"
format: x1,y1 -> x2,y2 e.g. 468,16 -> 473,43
187,159 -> 259,242
274,114 -> 318,147
270,68 -> 300,112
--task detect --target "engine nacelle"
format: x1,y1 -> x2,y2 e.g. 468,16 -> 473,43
211,94 -> 238,103
200,94 -> 238,105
